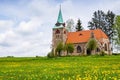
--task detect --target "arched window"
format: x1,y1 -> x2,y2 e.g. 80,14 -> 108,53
55,29 -> 60,34
64,31 -> 66,34
105,44 -> 107,51
77,46 -> 82,53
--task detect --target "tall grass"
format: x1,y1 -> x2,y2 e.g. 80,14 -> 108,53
0,55 -> 120,80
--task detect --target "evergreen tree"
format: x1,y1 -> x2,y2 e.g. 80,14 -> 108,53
88,10 -> 115,42
76,19 -> 83,31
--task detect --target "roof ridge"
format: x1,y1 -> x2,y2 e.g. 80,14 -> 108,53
68,29 -> 95,33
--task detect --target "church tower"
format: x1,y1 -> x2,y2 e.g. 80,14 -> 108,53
52,6 -> 67,51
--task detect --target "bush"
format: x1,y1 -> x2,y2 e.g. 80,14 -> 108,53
47,52 -> 55,58
100,50 -> 106,56
80,53 -> 87,57
36,56 -> 42,58
112,53 -> 120,55
7,56 -> 14,58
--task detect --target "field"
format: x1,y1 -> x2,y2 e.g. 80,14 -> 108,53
0,55 -> 120,80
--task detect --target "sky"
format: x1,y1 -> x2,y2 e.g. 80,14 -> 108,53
0,0 -> 120,57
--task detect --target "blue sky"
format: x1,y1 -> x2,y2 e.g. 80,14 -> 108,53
0,0 -> 120,57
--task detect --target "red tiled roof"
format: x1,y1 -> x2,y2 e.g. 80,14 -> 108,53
66,29 -> 108,44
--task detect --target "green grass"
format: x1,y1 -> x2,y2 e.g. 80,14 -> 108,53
0,55 -> 120,80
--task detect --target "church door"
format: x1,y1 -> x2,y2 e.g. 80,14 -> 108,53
87,49 -> 91,55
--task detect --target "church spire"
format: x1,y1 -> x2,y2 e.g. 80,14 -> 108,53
57,5 -> 63,23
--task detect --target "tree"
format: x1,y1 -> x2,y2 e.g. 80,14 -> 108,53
114,15 -> 120,44
47,51 -> 54,58
87,38 -> 97,54
66,19 -> 75,32
88,10 -> 115,42
88,10 -> 105,30
47,49 -> 56,58
55,42 -> 63,56
105,11 -> 115,42
64,43 -> 74,55
113,15 -> 120,52
76,19 -> 83,31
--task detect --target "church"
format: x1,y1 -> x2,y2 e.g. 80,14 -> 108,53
52,7 -> 111,56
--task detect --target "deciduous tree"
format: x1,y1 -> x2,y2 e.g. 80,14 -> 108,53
66,19 -> 75,32
87,38 -> 97,54
113,15 -> 120,52
64,43 -> 74,55
55,42 -> 63,56
88,10 -> 115,42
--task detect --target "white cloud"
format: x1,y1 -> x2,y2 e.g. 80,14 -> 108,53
0,20 -> 14,32
17,17 -> 43,34
0,30 -> 51,57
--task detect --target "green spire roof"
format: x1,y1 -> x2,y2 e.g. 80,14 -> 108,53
57,6 -> 63,23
